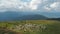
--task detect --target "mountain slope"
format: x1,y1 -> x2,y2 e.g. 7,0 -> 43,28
17,14 -> 48,20
0,11 -> 48,21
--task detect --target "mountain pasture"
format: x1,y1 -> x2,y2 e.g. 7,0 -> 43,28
0,20 -> 60,34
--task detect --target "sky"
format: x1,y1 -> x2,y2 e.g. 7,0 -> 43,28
0,0 -> 60,18
0,0 -> 60,12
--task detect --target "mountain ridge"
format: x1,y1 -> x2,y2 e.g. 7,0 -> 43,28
0,11 -> 48,21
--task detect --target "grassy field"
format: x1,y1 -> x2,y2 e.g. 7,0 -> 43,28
0,20 -> 60,34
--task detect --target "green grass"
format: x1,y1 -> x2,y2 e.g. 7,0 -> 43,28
0,20 -> 60,34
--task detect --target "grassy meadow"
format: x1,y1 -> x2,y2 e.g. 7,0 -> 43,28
0,20 -> 60,34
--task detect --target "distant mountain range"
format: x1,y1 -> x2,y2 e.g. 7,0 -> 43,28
0,11 -> 60,21
0,11 -> 48,21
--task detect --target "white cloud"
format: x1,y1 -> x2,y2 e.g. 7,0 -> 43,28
0,0 -> 29,11
0,0 -> 60,12
44,2 -> 60,12
44,6 -> 51,11
50,2 -> 59,8
0,0 -> 20,11
50,2 -> 60,11
29,0 -> 42,10
0,0 -> 48,11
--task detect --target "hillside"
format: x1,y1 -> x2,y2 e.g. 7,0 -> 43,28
0,11 -> 48,21
0,20 -> 60,34
17,14 -> 48,20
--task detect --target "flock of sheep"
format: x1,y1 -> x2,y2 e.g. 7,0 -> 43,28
11,23 -> 47,32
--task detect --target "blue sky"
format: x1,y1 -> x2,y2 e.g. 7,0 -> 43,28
0,0 -> 60,18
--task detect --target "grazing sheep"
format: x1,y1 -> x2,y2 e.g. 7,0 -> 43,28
14,24 -> 47,32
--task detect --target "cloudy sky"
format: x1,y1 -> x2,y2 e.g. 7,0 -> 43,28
0,0 -> 60,12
